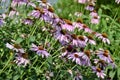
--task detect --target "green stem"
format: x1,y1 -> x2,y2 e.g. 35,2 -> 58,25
31,55 -> 38,67
30,20 -> 43,36
0,55 -> 12,74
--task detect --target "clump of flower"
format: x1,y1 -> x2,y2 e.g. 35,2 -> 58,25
61,19 -> 74,31
90,11 -> 100,24
54,28 -> 71,45
92,66 -> 106,79
96,49 -> 114,64
6,42 -> 30,66
3,0 -> 116,79
31,43 -> 50,58
23,18 -> 33,25
77,0 -> 100,24
68,52 -> 83,65
14,53 -> 30,67
96,33 -> 110,44
85,35 -> 96,45
91,16 -> 100,24
85,4 -> 94,11
6,43 -> 25,53
26,1 -> 114,79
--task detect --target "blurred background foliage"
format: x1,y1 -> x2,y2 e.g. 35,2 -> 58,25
54,0 -> 120,23
0,0 -> 11,14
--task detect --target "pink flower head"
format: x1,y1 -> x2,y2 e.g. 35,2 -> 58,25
83,25 -> 93,33
86,35 -> 96,45
61,45 -> 76,58
40,7 -> 55,22
41,13 -> 52,23
96,49 -> 113,63
6,43 -> 25,53
94,58 -> 116,70
94,59 -> 107,70
61,19 -> 74,31
29,7 -> 44,18
71,34 -> 80,47
68,52 -> 82,65
23,18 -> 33,25
90,11 -> 98,17
54,29 -> 70,44
77,35 -> 87,48
14,53 -> 30,67
92,66 -> 106,79
31,43 -> 50,58
96,33 -> 110,44
91,16 -> 100,24
85,4 -> 94,11
73,20 -> 83,30
80,50 -> 91,66
51,17 -> 63,27
30,10 -> 41,18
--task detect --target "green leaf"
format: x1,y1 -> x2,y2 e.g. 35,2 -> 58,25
13,75 -> 20,80
16,38 -> 23,44
109,70 -> 116,79
29,36 -> 35,42
101,5 -> 111,10
113,70 -> 118,80
98,8 -> 102,15
47,56 -> 53,64
56,65 -> 61,69
117,68 -> 120,79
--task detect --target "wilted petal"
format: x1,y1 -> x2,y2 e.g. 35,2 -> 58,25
6,43 -> 14,49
